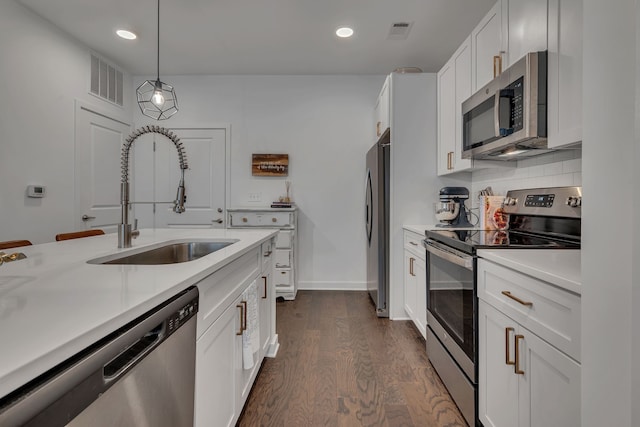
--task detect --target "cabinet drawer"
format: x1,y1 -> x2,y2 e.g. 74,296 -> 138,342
477,259 -> 581,361
403,230 -> 425,258
274,249 -> 291,268
196,248 -> 260,338
229,211 -> 292,228
275,230 -> 293,249
274,269 -> 291,287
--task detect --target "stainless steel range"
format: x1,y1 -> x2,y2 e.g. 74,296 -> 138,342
423,186 -> 581,427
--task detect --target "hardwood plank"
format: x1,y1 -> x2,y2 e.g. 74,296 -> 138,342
238,291 -> 467,427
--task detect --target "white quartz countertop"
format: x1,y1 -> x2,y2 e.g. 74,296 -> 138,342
477,249 -> 581,294
403,224 -> 476,235
0,228 -> 277,399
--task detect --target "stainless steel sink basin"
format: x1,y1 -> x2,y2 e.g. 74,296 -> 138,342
90,240 -> 238,265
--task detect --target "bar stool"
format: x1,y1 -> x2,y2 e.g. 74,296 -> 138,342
55,230 -> 105,241
0,240 -> 32,250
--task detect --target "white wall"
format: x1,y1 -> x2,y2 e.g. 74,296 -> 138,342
635,4 -> 640,425
133,74 -> 384,290
583,1 -> 635,426
0,1 -> 133,244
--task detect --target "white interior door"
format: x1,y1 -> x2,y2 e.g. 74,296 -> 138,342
75,104 -> 131,233
153,128 -> 226,228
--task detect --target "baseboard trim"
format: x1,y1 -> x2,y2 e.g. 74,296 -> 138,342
297,281 -> 367,291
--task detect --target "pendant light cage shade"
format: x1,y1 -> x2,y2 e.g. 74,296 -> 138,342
136,0 -> 178,121
136,79 -> 178,120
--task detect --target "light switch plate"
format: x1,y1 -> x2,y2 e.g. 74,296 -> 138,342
248,192 -> 262,202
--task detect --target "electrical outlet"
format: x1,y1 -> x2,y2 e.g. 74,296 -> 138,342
248,192 -> 262,202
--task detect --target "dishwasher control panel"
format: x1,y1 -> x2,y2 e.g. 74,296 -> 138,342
167,297 -> 199,334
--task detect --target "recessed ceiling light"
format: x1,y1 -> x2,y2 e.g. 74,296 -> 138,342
336,27 -> 354,38
116,29 -> 137,40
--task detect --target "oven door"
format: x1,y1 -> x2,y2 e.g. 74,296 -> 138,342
424,238 -> 476,381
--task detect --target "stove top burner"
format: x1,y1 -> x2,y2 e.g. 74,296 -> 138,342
426,229 -> 580,254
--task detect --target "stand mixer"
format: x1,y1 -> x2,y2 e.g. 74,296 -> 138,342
435,187 -> 474,228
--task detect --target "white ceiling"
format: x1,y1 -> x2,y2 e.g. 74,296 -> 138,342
18,0 -> 496,76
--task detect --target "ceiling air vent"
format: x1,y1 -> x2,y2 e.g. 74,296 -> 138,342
387,22 -> 413,40
90,54 -> 123,106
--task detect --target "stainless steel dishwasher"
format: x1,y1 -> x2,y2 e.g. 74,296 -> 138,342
0,287 -> 199,427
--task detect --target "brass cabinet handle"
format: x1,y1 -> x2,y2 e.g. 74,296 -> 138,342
236,304 -> 244,335
514,334 -> 525,375
262,276 -> 268,299
241,301 -> 248,332
376,121 -> 381,137
493,54 -> 503,77
447,151 -> 454,170
242,217 -> 248,223
409,257 -> 415,276
272,218 -> 277,223
505,327 -> 515,365
501,291 -> 533,307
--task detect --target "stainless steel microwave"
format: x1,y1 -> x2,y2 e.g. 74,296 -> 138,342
461,51 -> 549,159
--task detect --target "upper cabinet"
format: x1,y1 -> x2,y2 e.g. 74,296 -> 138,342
437,36 -> 472,175
472,1 -> 504,92
437,0 -> 582,175
547,0 -> 583,148
374,76 -> 391,140
503,0 -> 548,68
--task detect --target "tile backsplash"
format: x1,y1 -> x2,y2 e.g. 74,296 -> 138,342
470,149 -> 582,209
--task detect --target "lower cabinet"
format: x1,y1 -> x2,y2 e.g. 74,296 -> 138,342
403,229 -> 427,338
478,259 -> 581,427
194,239 -> 276,427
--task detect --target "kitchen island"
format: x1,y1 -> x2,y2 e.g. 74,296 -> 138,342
0,228 -> 278,404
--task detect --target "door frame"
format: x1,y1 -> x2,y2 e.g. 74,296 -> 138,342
74,100 -> 132,230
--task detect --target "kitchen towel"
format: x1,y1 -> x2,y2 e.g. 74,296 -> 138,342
242,279 -> 260,370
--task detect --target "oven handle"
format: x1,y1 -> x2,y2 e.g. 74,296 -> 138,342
423,239 -> 474,271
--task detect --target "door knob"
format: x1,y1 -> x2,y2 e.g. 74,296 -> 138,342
217,208 -> 223,213
82,215 -> 96,221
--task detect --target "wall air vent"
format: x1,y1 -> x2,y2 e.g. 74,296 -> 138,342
90,54 -> 123,106
387,22 -> 413,40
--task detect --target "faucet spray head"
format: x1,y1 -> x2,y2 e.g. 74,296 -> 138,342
174,169 -> 186,213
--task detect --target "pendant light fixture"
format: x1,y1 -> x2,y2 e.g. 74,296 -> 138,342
136,0 -> 178,120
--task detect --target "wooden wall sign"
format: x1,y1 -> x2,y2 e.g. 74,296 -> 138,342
252,154 -> 289,176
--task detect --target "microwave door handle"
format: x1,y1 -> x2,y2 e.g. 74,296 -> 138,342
424,240 -> 474,271
494,89 -> 501,137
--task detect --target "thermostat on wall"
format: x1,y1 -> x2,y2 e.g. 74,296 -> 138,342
27,185 -> 46,198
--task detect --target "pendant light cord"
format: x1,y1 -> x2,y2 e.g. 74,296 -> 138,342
156,0 -> 160,81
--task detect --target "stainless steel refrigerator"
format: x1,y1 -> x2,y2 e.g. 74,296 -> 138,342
365,134 -> 390,317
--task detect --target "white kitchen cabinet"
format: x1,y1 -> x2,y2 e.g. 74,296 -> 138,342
547,0 -> 583,148
403,229 -> 427,338
228,207 -> 298,300
503,0 -> 548,68
478,259 -> 581,427
438,36 -> 472,175
472,1 -> 504,92
195,243 -> 277,427
374,75 -> 390,140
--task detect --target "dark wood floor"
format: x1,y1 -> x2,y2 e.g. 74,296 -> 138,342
237,290 -> 467,427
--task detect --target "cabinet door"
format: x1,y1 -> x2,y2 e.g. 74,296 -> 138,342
504,0 -> 548,67
478,302 -> 519,427
259,272 -> 272,357
195,300 -> 241,427
374,76 -> 390,139
437,59 -> 455,175
547,0 -> 582,148
517,328 -> 581,427
413,254 -> 427,338
403,250 -> 417,321
472,1 -> 503,91
453,37 -> 473,172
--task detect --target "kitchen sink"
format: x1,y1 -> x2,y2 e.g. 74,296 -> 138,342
89,240 -> 238,265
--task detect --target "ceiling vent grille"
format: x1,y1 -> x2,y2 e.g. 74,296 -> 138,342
90,54 -> 123,106
387,22 -> 413,40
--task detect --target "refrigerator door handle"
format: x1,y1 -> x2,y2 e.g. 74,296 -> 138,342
365,169 -> 373,244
